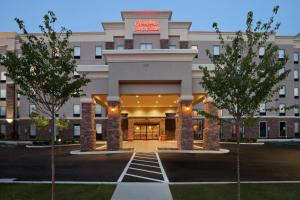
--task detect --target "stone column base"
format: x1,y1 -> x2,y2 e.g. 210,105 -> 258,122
107,100 -> 122,150
177,100 -> 193,150
80,101 -> 96,151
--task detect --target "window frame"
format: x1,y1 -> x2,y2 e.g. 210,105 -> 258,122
294,106 -> 299,116
29,124 -> 37,137
213,45 -> 220,56
259,121 -> 268,138
279,121 -> 287,137
139,43 -> 153,50
73,104 -> 80,117
0,72 -> 6,82
279,103 -> 286,116
95,46 -> 102,59
294,52 -> 299,64
278,49 -> 285,60
259,103 -> 266,115
294,87 -> 299,99
73,124 -> 80,138
95,104 -> 102,117
0,88 -> 6,100
73,46 -> 81,59
279,85 -> 286,97
96,123 -> 102,134
294,70 -> 299,81
258,46 -> 265,58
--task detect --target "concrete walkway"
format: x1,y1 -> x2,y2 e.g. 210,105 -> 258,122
122,140 -> 177,152
111,183 -> 173,200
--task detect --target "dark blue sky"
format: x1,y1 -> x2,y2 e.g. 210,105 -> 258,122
1,0 -> 299,35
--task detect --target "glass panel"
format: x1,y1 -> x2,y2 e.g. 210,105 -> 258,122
116,45 -> 124,50
1,72 -> 6,81
279,104 -> 285,114
279,122 -> 286,137
278,49 -> 285,59
0,89 -> 6,98
213,46 -> 220,55
259,122 -> 267,138
168,45 -> 176,49
96,124 -> 102,134
95,46 -> 102,56
30,124 -> 36,136
73,104 -> 80,115
279,85 -> 285,95
74,125 -> 80,136
294,122 -> 299,134
294,53 -> 299,62
259,47 -> 265,56
294,70 -> 299,80
259,103 -> 266,113
294,88 -> 299,97
74,47 -> 80,56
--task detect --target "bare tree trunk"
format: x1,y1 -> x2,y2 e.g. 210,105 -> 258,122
51,110 -> 56,200
236,120 -> 241,200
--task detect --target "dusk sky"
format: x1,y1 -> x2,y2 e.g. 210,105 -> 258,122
0,0 -> 299,35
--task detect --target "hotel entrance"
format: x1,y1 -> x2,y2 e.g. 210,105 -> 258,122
134,122 -> 160,140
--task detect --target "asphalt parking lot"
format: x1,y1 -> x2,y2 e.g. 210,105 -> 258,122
0,145 -> 132,182
159,143 -> 300,182
0,143 -> 300,182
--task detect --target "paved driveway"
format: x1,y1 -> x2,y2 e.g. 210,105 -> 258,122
159,143 -> 300,182
0,145 -> 132,182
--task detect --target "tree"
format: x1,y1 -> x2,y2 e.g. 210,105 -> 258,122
1,11 -> 90,200
201,6 -> 289,200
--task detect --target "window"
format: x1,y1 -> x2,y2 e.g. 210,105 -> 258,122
73,104 -> 80,117
278,68 -> 285,76
29,104 -> 36,115
259,47 -> 265,58
95,104 -> 102,117
278,49 -> 285,60
213,45 -> 220,56
0,72 -> 6,82
73,71 -> 80,78
259,103 -> 266,115
73,46 -> 80,59
294,70 -> 299,81
140,43 -> 152,50
191,45 -> 198,58
73,124 -> 80,137
294,52 -> 299,64
168,45 -> 176,49
96,124 -> 102,134
259,121 -> 268,138
279,121 -> 287,137
30,124 -> 36,137
279,85 -> 285,97
0,106 -> 6,118
0,89 -> 6,100
95,46 -> 102,59
116,45 -> 124,50
17,93 -> 20,100
294,88 -> 299,99
294,107 -> 299,116
279,103 -> 285,116
0,124 -> 6,135
294,122 -> 299,134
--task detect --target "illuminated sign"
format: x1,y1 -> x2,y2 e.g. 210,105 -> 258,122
134,20 -> 160,32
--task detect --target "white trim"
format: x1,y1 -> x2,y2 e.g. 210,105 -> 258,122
70,150 -> 133,155
156,152 -> 169,183
134,155 -> 157,160
117,152 -> 136,182
128,167 -> 162,175
169,181 -> 300,185
179,95 -> 194,101
130,162 -> 161,169
133,158 -> 158,164
221,116 -> 300,119
80,97 -> 94,103
77,65 -> 109,72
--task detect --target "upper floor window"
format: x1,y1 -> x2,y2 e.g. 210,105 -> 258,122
294,87 -> 299,99
73,124 -> 80,137
140,43 -> 152,50
95,104 -> 102,117
73,104 -> 80,117
1,72 -> 6,82
294,52 -> 299,64
95,46 -> 102,59
259,47 -> 265,58
294,70 -> 299,81
168,45 -> 176,49
191,45 -> 198,58
29,104 -> 36,115
294,107 -> 299,116
73,71 -> 80,78
0,106 -> 6,118
279,85 -> 285,97
279,103 -> 285,116
0,88 -> 6,100
259,103 -> 266,115
73,46 -> 80,59
213,45 -> 220,56
278,49 -> 285,60
116,45 -> 124,50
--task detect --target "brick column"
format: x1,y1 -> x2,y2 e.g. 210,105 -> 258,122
177,99 -> 193,150
6,83 -> 15,138
107,99 -> 122,150
80,99 -> 96,151
203,97 -> 220,150
127,118 -> 134,141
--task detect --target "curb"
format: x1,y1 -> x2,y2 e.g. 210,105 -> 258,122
70,150 -> 134,155
220,142 -> 264,145
0,141 -> 32,145
26,144 -> 80,148
157,148 -> 230,154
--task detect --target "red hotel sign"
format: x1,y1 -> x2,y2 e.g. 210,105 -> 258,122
134,20 -> 160,32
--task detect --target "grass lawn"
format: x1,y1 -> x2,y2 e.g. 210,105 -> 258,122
170,183 -> 300,200
0,183 -> 115,200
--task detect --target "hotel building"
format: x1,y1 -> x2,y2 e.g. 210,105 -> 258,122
0,11 -> 299,151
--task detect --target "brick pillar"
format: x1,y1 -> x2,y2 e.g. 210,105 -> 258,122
6,83 -> 15,138
107,100 -> 122,150
80,100 -> 96,151
203,98 -> 220,150
177,100 -> 193,150
127,118 -> 134,141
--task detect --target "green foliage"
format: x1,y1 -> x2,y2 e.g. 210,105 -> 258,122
1,11 -> 90,118
56,115 -> 69,131
30,111 -> 49,129
201,6 -> 289,124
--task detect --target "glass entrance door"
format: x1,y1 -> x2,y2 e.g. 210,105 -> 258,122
134,124 -> 160,140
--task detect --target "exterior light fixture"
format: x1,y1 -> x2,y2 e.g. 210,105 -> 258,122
111,107 -> 116,112
6,118 -> 13,123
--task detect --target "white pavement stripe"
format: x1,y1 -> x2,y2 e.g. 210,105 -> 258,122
117,152 -> 136,183
125,173 -> 164,183
128,167 -> 163,175
156,152 -> 169,183
0,178 -> 16,183
133,159 -> 159,164
169,181 -> 300,185
134,155 -> 158,160
131,162 -> 161,169
0,180 -> 116,184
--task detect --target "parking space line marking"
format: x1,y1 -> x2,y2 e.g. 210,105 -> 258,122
134,155 -> 158,160
133,159 -> 159,164
128,167 -> 163,175
131,162 -> 161,169
117,152 -> 136,183
125,173 -> 164,183
156,152 -> 169,183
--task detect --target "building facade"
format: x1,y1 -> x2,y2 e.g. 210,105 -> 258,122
0,11 -> 299,150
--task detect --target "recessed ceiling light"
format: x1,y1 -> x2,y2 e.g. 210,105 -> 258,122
136,95 -> 139,98
137,101 -> 140,104
169,105 -> 172,107
173,100 -> 177,104
155,101 -> 159,104
158,95 -> 161,98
